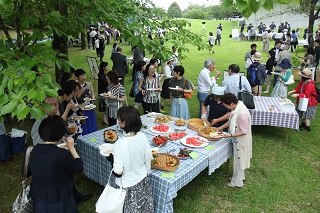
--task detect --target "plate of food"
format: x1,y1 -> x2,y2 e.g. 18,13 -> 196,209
177,148 -> 192,160
81,104 -> 96,110
99,93 -> 110,97
57,143 -> 68,149
104,129 -> 118,143
70,115 -> 88,120
175,118 -> 186,126
151,153 -> 180,172
147,112 -> 162,118
150,124 -> 171,134
99,143 -> 114,157
155,115 -> 173,123
180,136 -> 209,148
147,88 -> 158,91
198,126 -> 223,141
169,132 -> 186,141
152,135 -> 169,146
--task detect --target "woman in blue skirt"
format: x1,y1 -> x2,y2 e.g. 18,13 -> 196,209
169,66 -> 192,120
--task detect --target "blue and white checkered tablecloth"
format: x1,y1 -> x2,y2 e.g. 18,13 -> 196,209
251,96 -> 299,130
76,114 -> 232,213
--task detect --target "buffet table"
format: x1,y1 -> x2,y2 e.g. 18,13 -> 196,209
250,96 -> 299,141
76,115 -> 232,213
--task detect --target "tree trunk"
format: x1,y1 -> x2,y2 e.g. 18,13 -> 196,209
81,27 -> 86,50
52,2 -> 69,84
307,0 -> 317,47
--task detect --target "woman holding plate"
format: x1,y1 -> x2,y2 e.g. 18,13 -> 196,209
138,64 -> 162,114
106,70 -> 126,126
270,58 -> 292,98
169,66 -> 192,120
217,93 -> 252,188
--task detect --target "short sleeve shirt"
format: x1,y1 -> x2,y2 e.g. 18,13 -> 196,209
203,94 -> 231,127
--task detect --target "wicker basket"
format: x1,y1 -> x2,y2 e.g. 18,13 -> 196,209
198,126 -> 222,141
151,153 -> 180,172
187,118 -> 210,132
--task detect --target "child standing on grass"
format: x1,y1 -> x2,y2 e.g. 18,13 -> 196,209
208,32 -> 215,54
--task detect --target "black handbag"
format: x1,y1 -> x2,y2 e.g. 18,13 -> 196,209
98,97 -> 107,112
238,76 -> 255,109
129,85 -> 135,98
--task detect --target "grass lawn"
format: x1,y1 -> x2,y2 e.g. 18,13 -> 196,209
1,19 -> 320,212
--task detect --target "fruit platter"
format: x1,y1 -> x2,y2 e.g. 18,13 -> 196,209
152,135 -> 169,146
175,119 -> 186,126
168,132 -> 186,141
151,153 -> 180,172
180,136 -> 209,148
150,124 -> 171,134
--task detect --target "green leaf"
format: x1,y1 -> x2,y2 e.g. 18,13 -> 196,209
42,102 -> 53,112
7,78 -> 13,90
1,101 -> 18,115
242,7 -> 253,18
17,105 -> 30,120
2,77 -> 8,88
249,0 -> 260,13
46,89 -> 58,97
36,77 -> 44,87
24,71 -> 37,83
0,85 -> 4,96
236,0 -> 249,12
27,90 -> 37,100
35,90 -> 46,102
263,0 -> 274,11
43,74 -> 52,83
30,107 -> 43,120
222,0 -> 234,10
0,93 -> 9,106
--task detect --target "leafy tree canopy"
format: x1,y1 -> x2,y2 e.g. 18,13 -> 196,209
167,2 -> 182,18
0,0 -> 207,121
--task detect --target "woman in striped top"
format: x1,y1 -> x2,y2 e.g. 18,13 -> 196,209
106,70 -> 126,126
138,64 -> 162,114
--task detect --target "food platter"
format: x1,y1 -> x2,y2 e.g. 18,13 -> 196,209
150,124 -> 171,134
198,126 -> 223,141
175,119 -> 186,126
81,104 -> 96,110
99,143 -> 114,157
104,129 -> 118,143
180,136 -> 209,148
155,115 -> 173,123
151,153 -> 180,172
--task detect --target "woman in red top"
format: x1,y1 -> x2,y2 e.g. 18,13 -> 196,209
288,69 -> 318,131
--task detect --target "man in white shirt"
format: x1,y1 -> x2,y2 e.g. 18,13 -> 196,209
197,59 -> 220,118
223,64 -> 252,98
89,29 -> 97,49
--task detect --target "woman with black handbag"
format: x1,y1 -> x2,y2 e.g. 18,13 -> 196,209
98,61 -> 109,124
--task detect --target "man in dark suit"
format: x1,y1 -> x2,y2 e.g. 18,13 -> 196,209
110,46 -> 128,86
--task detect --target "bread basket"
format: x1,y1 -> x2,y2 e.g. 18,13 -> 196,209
198,126 -> 222,141
187,118 -> 210,132
151,153 -> 180,172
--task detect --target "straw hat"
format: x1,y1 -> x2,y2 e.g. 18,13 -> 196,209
278,58 -> 292,69
252,52 -> 262,61
211,85 -> 226,95
299,68 -> 313,79
166,57 -> 175,64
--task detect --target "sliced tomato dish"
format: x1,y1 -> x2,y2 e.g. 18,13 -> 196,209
152,124 -> 169,132
186,137 -> 203,146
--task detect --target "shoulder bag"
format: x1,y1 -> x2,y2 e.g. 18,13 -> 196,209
12,146 -> 34,213
238,76 -> 255,109
96,169 -> 126,213
283,72 -> 295,85
183,78 -> 194,99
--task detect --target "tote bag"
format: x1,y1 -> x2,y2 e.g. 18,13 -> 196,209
96,169 -> 126,213
283,75 -> 295,85
298,97 -> 308,111
238,77 -> 255,109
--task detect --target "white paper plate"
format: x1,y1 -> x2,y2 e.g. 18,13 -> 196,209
147,88 -> 158,91
150,125 -> 171,134
168,87 -> 179,90
81,104 -> 96,110
180,136 -> 209,148
70,115 -> 88,120
147,112 -> 162,117
99,93 -> 109,97
99,144 -> 114,157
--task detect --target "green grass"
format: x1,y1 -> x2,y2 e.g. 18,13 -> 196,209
1,19 -> 320,212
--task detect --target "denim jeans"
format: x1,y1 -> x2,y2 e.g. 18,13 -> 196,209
197,91 -> 209,118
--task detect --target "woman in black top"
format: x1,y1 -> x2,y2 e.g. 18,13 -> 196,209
98,61 -> 109,124
263,50 -> 275,93
28,115 -> 83,213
